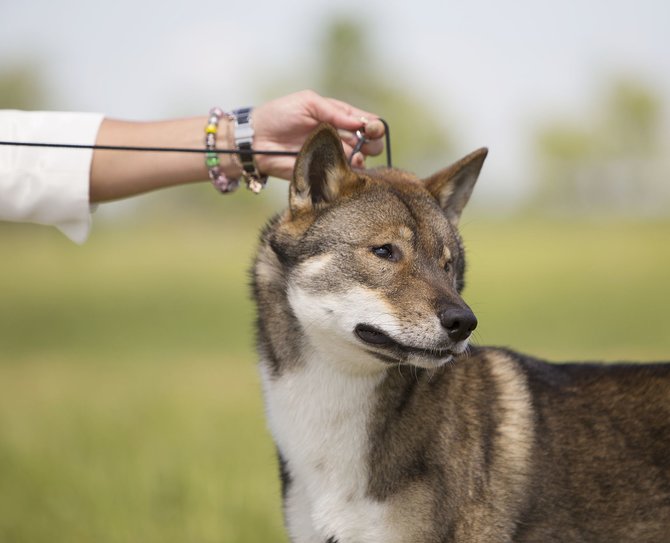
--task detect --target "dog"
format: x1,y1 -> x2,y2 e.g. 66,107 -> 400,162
251,124 -> 670,542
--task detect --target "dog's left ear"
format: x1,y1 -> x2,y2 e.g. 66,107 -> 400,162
290,124 -> 359,215
423,148 -> 488,225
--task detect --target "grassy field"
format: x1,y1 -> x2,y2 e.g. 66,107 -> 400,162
1,205 -> 669,542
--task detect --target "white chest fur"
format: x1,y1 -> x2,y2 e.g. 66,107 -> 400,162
261,353 -> 395,543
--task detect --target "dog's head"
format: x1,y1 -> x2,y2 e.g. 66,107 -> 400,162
256,124 -> 487,373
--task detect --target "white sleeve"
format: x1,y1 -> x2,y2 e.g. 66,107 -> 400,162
0,110 -> 104,244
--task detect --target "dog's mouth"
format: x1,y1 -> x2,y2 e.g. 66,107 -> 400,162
354,324 -> 395,346
354,324 -> 455,360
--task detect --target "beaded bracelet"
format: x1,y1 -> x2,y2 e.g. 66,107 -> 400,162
205,107 -> 239,193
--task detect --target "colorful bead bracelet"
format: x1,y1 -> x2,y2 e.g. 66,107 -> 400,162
205,107 -> 239,193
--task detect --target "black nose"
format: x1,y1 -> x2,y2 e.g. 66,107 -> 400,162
439,305 -> 478,342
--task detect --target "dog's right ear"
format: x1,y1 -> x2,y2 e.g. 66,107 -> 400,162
289,124 -> 358,215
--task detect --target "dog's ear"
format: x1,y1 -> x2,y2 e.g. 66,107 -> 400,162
423,148 -> 488,225
290,123 -> 357,215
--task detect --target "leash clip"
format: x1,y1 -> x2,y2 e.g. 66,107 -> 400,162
347,118 -> 392,169
348,128 -> 368,166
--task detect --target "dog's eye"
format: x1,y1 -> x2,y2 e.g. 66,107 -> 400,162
372,244 -> 396,261
444,262 -> 451,273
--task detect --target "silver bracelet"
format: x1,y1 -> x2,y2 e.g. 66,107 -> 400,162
232,107 -> 268,193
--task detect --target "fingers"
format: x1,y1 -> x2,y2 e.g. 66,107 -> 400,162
350,153 -> 365,169
333,113 -> 385,160
363,119 -> 384,140
338,128 -> 384,158
255,90 -> 387,177
316,96 -> 385,135
361,135 -> 384,157
323,97 -> 377,130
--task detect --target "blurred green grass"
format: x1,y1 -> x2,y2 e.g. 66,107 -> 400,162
1,210 -> 669,543
461,217 -> 670,361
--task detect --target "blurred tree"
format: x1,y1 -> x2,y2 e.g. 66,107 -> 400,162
533,77 -> 669,215
266,16 -> 452,177
0,63 -> 47,109
316,17 -> 452,175
603,79 -> 660,155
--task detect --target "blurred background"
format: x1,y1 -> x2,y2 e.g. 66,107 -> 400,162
1,1 -> 669,541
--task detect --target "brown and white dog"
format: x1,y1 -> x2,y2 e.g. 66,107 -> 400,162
251,124 -> 670,542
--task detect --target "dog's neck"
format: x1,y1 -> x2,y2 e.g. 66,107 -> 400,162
260,340 -> 390,538
261,340 -> 385,475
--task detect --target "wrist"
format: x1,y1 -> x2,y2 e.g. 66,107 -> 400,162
230,107 -> 268,193
215,116 -> 244,181
201,105 -> 272,193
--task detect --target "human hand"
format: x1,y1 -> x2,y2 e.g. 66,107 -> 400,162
251,90 -> 385,180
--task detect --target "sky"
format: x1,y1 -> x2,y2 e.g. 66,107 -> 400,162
1,0 -> 668,204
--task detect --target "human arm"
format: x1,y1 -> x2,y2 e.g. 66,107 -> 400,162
0,90 -> 385,242
90,90 -> 385,201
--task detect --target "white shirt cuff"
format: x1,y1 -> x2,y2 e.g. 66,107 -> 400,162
0,110 -> 104,243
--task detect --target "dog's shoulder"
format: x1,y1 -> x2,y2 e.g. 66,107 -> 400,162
467,345 -> 670,448
474,345 -> 670,390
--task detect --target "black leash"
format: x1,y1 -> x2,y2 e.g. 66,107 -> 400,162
0,118 -> 393,167
0,141 -> 292,155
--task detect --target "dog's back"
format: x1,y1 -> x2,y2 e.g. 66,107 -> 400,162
513,354 -> 670,541
252,124 -> 670,542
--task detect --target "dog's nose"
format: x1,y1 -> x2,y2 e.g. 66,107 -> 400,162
439,305 -> 478,342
